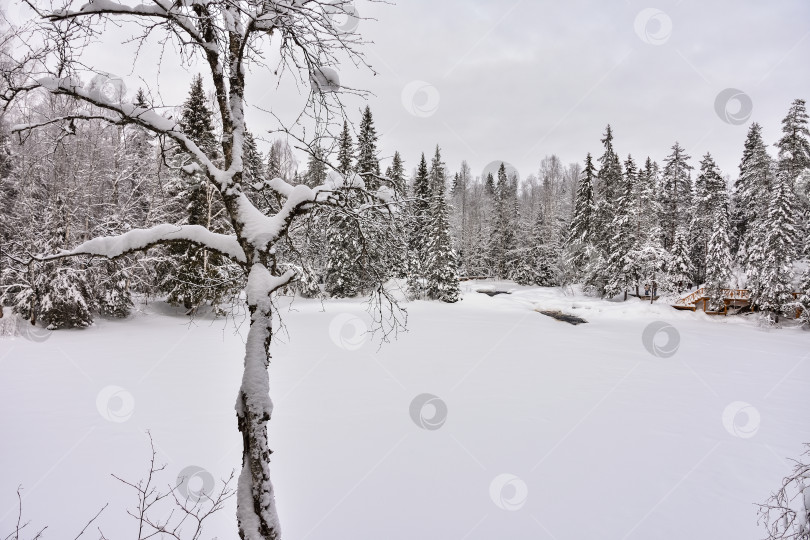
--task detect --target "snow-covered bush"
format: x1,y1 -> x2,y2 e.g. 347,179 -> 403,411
97,265 -> 134,318
37,268 -> 94,329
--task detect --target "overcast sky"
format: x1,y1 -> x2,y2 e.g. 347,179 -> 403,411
80,0 -> 810,182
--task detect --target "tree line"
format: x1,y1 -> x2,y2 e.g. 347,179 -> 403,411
1,76 -> 808,327
446,99 -> 810,325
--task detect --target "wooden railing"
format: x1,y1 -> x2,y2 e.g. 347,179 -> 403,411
722,289 -> 751,300
675,288 -> 752,306
675,287 -> 705,306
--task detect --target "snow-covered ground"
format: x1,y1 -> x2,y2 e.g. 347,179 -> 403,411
1,283 -> 809,539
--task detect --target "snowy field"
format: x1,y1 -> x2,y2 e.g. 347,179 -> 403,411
1,282 -> 809,540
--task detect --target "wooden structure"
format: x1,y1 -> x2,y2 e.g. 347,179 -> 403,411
673,287 -> 804,317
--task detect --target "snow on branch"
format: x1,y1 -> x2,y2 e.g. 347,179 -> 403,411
24,76 -> 226,183
37,224 -> 246,264
49,0 -> 207,46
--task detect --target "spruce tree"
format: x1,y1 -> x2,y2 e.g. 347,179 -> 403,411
24,197 -> 94,328
336,121 -> 354,176
705,199 -> 733,310
689,153 -> 726,283
323,131 -> 359,297
387,150 -> 406,195
489,162 -> 518,278
594,125 -> 623,251
324,209 -> 362,297
424,146 -> 460,302
668,227 -> 694,292
407,154 -> 431,294
754,169 -> 797,323
633,157 -> 668,293
304,145 -> 327,187
266,140 -> 282,180
795,267 -> 810,326
159,74 -> 236,313
97,262 -> 134,318
242,130 -> 265,187
516,206 -> 560,286
382,151 -> 408,279
776,98 -> 810,255
660,142 -> 693,250
731,123 -> 773,263
356,106 -> 380,189
569,153 -> 596,244
603,155 -> 640,299
484,172 -> 495,197
776,98 -> 810,182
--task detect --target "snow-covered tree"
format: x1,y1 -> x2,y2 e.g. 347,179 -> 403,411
566,153 -> 596,273
514,205 -> 560,286
242,130 -> 265,186
158,75 -> 239,313
795,267 -> 810,327
336,120 -> 354,176
96,262 -> 134,318
1,3 -> 403,537
753,169 -> 797,323
356,105 -> 380,188
602,155 -> 640,299
304,145 -> 328,187
594,125 -> 622,252
36,267 -> 94,329
631,157 -> 669,294
732,123 -> 773,263
424,146 -> 460,302
386,150 -> 406,196
660,142 -> 693,250
704,199 -> 733,310
489,162 -> 517,278
776,98 -> 810,184
776,98 -> 810,256
407,154 -> 431,293
689,153 -> 727,283
324,206 -> 363,297
668,227 -> 694,292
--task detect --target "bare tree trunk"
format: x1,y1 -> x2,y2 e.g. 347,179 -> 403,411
236,264 -> 281,540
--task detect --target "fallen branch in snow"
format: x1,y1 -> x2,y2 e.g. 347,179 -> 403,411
477,290 -> 511,297
536,309 -> 588,325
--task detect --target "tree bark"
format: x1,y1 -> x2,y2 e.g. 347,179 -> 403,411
236,265 -> 281,540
